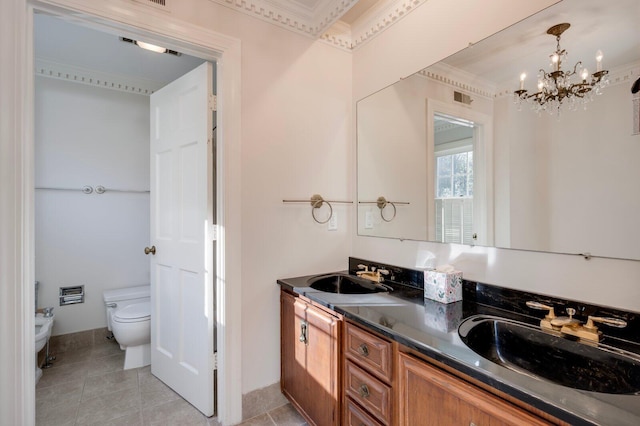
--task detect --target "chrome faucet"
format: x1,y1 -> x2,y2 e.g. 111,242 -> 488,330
43,307 -> 54,318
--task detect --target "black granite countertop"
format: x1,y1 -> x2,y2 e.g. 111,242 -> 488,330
277,271 -> 640,426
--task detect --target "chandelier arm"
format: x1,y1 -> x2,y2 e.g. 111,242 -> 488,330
514,23 -> 607,114
570,61 -> 583,78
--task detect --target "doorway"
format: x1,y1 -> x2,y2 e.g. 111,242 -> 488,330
426,99 -> 494,246
34,12 -> 216,418
22,3 -> 243,424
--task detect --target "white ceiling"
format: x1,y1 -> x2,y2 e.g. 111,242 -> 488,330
440,0 -> 640,89
34,13 -> 206,89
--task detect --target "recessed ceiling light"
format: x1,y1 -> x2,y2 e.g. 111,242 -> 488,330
119,37 -> 181,56
135,40 -> 167,54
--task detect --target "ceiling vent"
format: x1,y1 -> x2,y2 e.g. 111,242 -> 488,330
132,0 -> 170,12
454,91 -> 473,106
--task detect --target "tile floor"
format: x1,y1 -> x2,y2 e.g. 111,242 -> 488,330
36,337 -> 307,425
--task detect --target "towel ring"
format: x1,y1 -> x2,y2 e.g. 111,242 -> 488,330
283,195 -> 352,224
377,196 -> 397,222
359,197 -> 408,223
310,195 -> 333,224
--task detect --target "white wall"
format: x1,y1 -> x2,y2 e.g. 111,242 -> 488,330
35,77 -> 150,336
352,0 -> 640,313
357,74 -> 429,240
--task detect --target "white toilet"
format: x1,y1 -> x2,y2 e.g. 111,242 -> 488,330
103,285 -> 151,370
35,313 -> 54,384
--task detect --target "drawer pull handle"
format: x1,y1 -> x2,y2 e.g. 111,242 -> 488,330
357,343 -> 370,357
299,321 -> 308,345
358,383 -> 370,398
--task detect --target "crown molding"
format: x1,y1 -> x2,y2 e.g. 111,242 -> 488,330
207,0 -> 426,51
209,0 -> 360,37
348,0 -> 424,49
34,57 -> 163,95
419,62 -> 497,100
319,0 -> 426,50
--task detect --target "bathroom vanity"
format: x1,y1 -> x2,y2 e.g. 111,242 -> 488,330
280,290 -> 341,425
278,258 -> 640,426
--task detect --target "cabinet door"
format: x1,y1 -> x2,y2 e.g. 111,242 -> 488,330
281,291 -> 339,426
280,292 -> 307,412
398,353 -> 552,426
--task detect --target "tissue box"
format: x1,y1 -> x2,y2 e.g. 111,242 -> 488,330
424,299 -> 463,332
424,270 -> 463,304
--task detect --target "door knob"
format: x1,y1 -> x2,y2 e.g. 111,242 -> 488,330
144,246 -> 156,255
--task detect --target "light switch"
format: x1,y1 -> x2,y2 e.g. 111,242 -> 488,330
365,211 -> 373,229
328,211 -> 338,231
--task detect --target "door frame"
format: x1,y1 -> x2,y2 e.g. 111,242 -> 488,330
6,1 -> 242,424
426,98 -> 494,246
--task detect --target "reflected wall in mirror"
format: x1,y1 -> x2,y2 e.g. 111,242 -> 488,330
357,0 -> 640,260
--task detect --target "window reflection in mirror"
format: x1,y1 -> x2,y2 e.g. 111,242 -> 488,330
433,113 -> 475,245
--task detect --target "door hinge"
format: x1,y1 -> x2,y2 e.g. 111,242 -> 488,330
209,94 -> 217,112
211,224 -> 218,240
212,352 -> 218,370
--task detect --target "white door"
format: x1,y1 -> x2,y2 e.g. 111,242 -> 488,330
149,62 -> 215,416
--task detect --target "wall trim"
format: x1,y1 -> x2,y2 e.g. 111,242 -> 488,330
210,0 -> 360,38
417,62 -> 496,101
320,0 -> 427,50
35,57 -> 163,95
0,1 -> 33,424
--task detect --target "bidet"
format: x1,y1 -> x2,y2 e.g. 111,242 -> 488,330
34,314 -> 54,384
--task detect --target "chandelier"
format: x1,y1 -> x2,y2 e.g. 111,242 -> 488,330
514,23 -> 609,114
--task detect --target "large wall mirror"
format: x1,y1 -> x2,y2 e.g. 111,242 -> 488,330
357,0 -> 640,260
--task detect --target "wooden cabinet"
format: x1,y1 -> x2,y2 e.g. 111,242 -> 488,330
344,321 -> 393,382
343,321 -> 394,425
398,352 -> 553,426
280,290 -> 340,426
281,290 -> 561,426
346,398 -> 385,426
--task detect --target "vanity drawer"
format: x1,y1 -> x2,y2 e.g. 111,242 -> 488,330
345,321 -> 392,381
345,361 -> 392,425
346,398 -> 384,426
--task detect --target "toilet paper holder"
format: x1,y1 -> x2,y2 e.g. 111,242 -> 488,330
59,285 -> 85,306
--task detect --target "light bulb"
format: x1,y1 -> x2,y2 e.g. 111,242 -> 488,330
581,68 -> 589,81
538,80 -> 544,91
135,40 -> 168,54
519,73 -> 526,90
596,50 -> 603,72
551,53 -> 559,71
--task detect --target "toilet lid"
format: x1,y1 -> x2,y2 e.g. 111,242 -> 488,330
113,301 -> 150,322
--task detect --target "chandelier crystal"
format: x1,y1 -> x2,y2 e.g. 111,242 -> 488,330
514,23 -> 609,115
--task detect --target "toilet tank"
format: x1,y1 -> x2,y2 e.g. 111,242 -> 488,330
103,285 -> 150,331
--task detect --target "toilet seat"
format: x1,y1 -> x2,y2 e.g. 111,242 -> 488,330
113,301 -> 150,323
